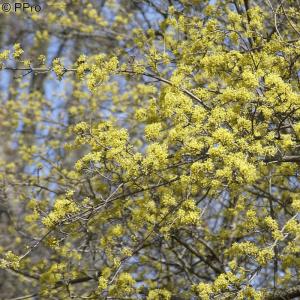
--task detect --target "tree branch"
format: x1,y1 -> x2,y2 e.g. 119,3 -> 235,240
265,285 -> 300,300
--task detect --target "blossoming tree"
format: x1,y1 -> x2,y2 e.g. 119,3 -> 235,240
0,0 -> 300,299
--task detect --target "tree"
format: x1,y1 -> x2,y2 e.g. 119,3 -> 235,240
0,0 -> 300,299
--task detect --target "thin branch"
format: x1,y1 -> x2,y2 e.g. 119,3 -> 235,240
171,235 -> 223,275
7,294 -> 38,300
121,70 -> 211,110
